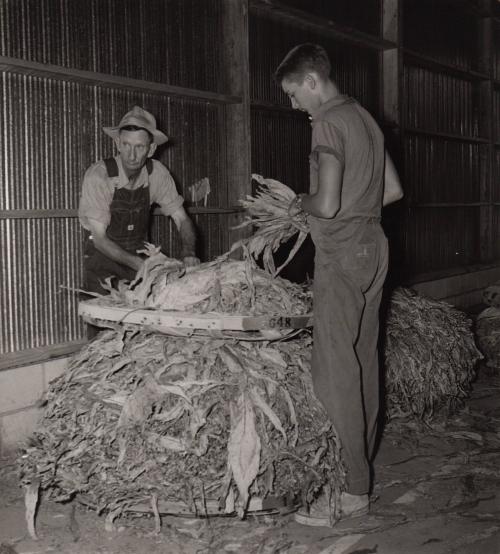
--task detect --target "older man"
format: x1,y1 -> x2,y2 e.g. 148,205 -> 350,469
78,106 -> 199,297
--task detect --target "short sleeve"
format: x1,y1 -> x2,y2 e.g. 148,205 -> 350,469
312,120 -> 345,166
78,163 -> 114,229
149,162 -> 184,216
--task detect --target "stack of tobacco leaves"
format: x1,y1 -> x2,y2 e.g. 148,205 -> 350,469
384,287 -> 483,420
18,329 -> 344,524
96,259 -> 312,315
475,307 -> 500,370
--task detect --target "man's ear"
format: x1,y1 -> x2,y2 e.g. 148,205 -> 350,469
304,73 -> 317,90
148,142 -> 158,158
113,136 -> 121,151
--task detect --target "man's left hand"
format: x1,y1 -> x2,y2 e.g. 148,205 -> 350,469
183,256 -> 200,268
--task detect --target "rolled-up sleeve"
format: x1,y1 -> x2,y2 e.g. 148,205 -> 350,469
78,163 -> 114,230
150,162 -> 184,216
312,120 -> 345,167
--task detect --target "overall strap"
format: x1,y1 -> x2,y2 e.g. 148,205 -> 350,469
103,157 -> 153,177
103,157 -> 119,177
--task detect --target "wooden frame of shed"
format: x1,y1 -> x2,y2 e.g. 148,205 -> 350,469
1,0 -> 499,369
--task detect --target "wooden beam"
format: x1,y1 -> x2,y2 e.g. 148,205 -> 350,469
403,49 -> 489,81
404,127 -> 489,144
380,0 -> 401,153
382,0 -> 399,43
409,203 -> 489,208
479,15 -> 494,262
382,49 -> 399,127
0,56 -> 242,105
0,340 -> 86,372
0,207 -> 245,219
223,0 -> 252,252
249,0 -> 396,51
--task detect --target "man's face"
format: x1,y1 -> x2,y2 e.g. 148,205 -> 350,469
115,129 -> 156,176
281,75 -> 319,115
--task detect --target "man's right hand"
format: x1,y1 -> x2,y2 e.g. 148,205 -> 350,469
288,194 -> 305,217
88,218 -> 144,272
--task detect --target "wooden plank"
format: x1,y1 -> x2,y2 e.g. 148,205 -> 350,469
0,209 -> 77,219
0,207 -> 244,219
0,340 -> 86,372
0,56 -> 242,105
78,302 -> 313,331
382,0 -> 399,43
380,0 -> 402,188
479,15 -> 494,262
404,127 -> 489,144
403,49 -> 489,81
249,0 -> 396,51
382,49 -> 399,127
410,203 -> 488,208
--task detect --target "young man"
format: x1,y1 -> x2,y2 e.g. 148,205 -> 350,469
274,44 -> 403,526
78,106 -> 199,298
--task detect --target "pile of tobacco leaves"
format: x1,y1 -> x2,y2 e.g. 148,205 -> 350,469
18,329 -> 344,524
96,258 -> 312,315
18,285 -> 483,528
475,307 -> 500,370
383,287 -> 483,420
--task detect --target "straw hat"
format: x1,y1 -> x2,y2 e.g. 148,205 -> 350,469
103,106 -> 168,145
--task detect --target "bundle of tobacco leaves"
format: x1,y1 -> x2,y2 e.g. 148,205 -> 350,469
95,257 -> 312,315
383,287 -> 482,419
18,329 -> 344,524
230,174 -> 310,276
475,307 -> 500,370
482,281 -> 500,307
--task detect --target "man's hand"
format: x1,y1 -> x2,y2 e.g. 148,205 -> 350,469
288,194 -> 305,217
87,219 -> 143,271
136,242 -> 162,257
183,256 -> 200,268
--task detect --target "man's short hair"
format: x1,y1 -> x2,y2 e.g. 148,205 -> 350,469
119,125 -> 154,143
274,43 -> 331,84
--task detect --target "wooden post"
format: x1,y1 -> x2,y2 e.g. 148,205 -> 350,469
222,0 -> 252,253
381,0 -> 400,128
478,9 -> 493,262
380,0 -> 406,265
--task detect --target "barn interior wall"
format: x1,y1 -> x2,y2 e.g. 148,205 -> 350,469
1,0 -> 500,448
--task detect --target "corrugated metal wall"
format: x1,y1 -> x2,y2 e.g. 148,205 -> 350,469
0,0 -> 233,355
277,0 -> 381,36
0,0 -> 226,93
0,217 -> 82,352
400,0 -> 490,274
404,0 -> 479,70
2,0 -> 500,356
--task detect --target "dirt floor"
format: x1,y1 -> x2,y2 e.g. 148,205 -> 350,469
1,366 -> 499,554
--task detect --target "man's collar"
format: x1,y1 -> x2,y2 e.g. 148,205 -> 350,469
310,94 -> 354,122
115,156 -> 148,189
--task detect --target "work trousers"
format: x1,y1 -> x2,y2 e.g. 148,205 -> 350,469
311,223 -> 388,495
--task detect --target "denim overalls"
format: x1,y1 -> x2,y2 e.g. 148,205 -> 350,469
83,158 -> 152,294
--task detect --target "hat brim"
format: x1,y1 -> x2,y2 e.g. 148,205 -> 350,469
103,126 -> 169,145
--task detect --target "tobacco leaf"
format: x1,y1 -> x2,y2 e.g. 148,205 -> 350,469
227,392 -> 262,513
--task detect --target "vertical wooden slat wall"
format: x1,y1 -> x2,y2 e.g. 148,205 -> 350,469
0,0 -> 248,357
